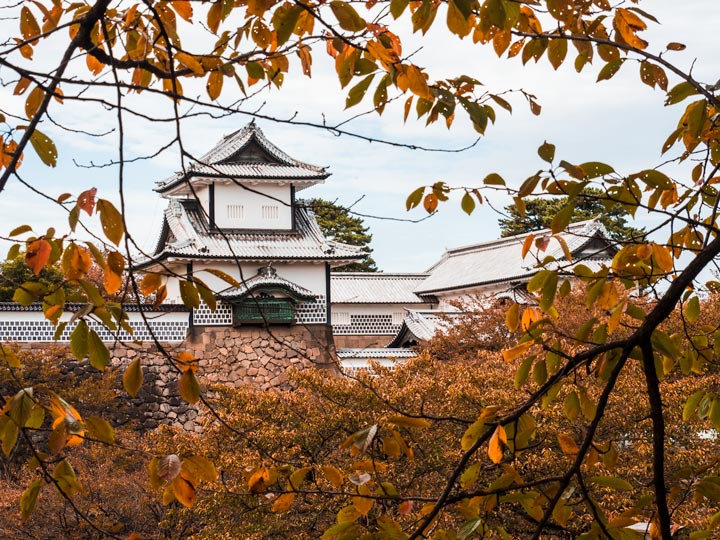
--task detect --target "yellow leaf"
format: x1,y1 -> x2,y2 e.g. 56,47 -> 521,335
206,70 -> 223,100
521,307 -> 541,331
176,52 -> 205,76
85,416 -> 115,444
353,493 -> 373,515
505,302 -> 519,332
140,273 -> 162,296
123,359 -> 143,397
96,199 -> 124,246
248,468 -> 270,493
652,243 -> 674,273
289,467 -> 310,490
182,456 -> 218,483
172,476 -> 196,507
387,415 -> 431,429
25,86 -> 44,120
171,0 -> 193,22
405,65 -> 432,100
272,492 -> 296,512
179,370 -> 201,404
557,433 -> 579,455
20,6 -> 40,41
613,8 -> 648,50
502,340 -> 533,362
488,425 -> 506,464
322,465 -> 344,487
596,282 -> 619,310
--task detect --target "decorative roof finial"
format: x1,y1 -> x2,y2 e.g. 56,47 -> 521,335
258,263 -> 277,277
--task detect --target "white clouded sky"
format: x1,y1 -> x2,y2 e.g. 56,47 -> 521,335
1,1 -> 718,272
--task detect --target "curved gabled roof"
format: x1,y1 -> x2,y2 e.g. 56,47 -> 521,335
217,265 -> 316,302
155,122 -> 329,195
133,199 -> 365,269
416,220 -> 616,295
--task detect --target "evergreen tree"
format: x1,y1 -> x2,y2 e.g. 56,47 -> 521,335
306,198 -> 378,272
498,187 -> 645,242
0,257 -> 67,302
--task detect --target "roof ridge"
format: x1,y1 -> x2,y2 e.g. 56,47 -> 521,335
331,272 -> 429,278
444,218 -> 600,256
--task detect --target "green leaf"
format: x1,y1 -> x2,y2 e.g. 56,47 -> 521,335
20,478 -> 42,522
461,417 -> 488,451
579,162 -> 615,179
85,416 -> 115,444
461,192 -> 476,215
588,476 -> 633,491
70,320 -> 89,361
13,281 -> 45,306
346,74 -> 375,109
540,270 -> 558,311
486,0 -> 506,27
29,129 -> 58,167
537,141 -> 555,163
514,355 -> 533,389
697,477 -> 720,501
9,388 -> 34,427
483,173 -> 505,185
96,199 -> 124,246
390,0 -> 409,18
665,81 -> 699,106
564,391 -> 580,421
9,225 -> 32,237
272,4 -> 302,46
684,296 -> 700,324
330,1 -> 366,32
87,330 -> 110,371
52,460 -> 83,497
683,390 -> 704,421
179,370 -> 201,404
123,359 -> 143,398
458,517 -> 483,540
2,420 -> 18,456
194,280 -> 217,312
597,58 -> 626,82
179,280 -> 200,309
406,187 -> 425,211
551,203 -> 574,234
518,174 -> 540,197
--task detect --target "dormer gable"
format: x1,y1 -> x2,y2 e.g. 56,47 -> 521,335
153,122 -> 330,232
154,121 -> 329,198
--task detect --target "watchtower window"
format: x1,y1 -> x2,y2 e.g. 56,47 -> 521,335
227,204 -> 244,220
232,298 -> 295,325
262,205 -> 279,220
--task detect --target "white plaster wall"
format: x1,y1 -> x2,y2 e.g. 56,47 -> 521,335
213,183 -> 292,230
195,185 -> 209,216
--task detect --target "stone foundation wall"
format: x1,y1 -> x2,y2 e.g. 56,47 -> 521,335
7,324 -> 337,431
333,334 -> 392,349
185,324 -> 339,390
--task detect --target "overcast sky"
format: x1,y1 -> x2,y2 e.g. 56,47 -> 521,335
1,1 -> 718,272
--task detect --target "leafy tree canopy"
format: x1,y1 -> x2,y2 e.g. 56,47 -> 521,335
498,188 -> 646,242
0,257 -> 67,303
307,198 -> 378,272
